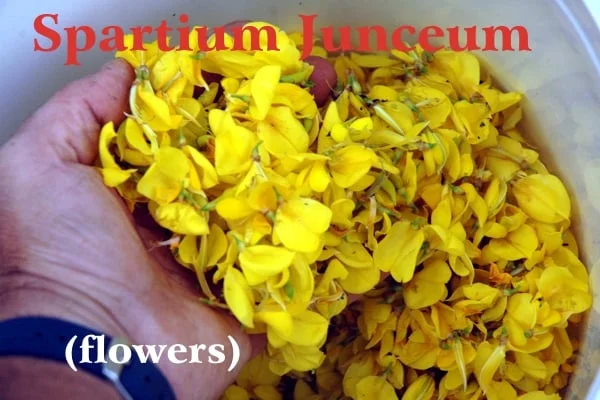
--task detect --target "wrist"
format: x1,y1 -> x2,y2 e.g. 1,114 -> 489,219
0,316 -> 177,400
0,266 -> 130,340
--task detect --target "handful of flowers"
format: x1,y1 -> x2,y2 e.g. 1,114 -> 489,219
97,21 -> 592,400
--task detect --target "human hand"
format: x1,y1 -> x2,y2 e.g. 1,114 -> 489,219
0,59 -> 260,400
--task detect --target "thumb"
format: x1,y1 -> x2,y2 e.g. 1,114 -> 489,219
17,59 -> 134,165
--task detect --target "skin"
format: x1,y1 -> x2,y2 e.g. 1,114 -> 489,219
0,59 -> 262,400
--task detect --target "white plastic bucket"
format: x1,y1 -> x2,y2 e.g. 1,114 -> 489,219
1,0 -> 599,398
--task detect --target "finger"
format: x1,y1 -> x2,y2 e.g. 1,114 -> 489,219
17,59 -> 134,165
248,333 -> 267,359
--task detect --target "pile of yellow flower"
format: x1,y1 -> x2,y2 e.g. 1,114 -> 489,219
98,21 -> 592,400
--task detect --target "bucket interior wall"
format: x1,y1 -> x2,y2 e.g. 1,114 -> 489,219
1,0 -> 599,397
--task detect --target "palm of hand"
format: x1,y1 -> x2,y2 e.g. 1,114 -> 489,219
0,60 -> 254,400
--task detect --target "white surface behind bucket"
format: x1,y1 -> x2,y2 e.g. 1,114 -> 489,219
0,1 -> 599,398
584,0 -> 600,28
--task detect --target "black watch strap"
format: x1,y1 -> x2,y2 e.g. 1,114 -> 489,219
0,317 -> 176,400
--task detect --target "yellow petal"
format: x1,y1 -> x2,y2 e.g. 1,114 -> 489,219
309,161 -> 331,193
250,65 -> 281,120
136,83 -> 180,131
101,168 -> 135,188
222,385 -> 250,400
214,125 -> 255,176
512,174 -> 571,223
239,245 -> 296,285
285,310 -> 329,346
224,268 -> 255,328
335,241 -> 372,268
474,342 -> 505,395
343,356 -> 377,399
207,224 -> 228,266
137,147 -> 189,204
150,202 -> 209,235
514,352 -> 547,381
279,343 -> 325,372
405,86 -> 452,128
178,235 -> 197,265
329,145 -> 376,188
538,266 -> 592,316
98,122 -> 135,187
401,374 -> 434,400
183,145 -> 219,189
257,309 -> 294,340
121,118 -> 152,155
236,352 -> 281,387
403,258 -> 451,309
374,221 -> 424,283
259,106 -> 309,156
216,197 -> 254,220
275,198 -> 332,253
339,264 -> 380,294
356,376 -> 398,400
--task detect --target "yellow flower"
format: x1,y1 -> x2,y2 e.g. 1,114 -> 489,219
453,101 -> 491,144
359,299 -> 392,341
137,147 -> 189,204
257,304 -> 329,349
258,106 -> 309,156
403,258 -> 451,309
293,379 -> 322,400
480,87 -> 522,114
133,80 -> 183,132
328,145 -> 378,188
374,221 -> 424,283
250,65 -> 281,120
342,354 -> 378,399
234,352 -> 281,397
514,352 -> 547,381
404,86 -> 451,128
149,202 -> 209,235
269,343 -> 326,374
421,131 -> 448,177
100,30 -> 592,396
238,245 -> 295,285
481,223 -> 538,263
182,145 -> 219,191
536,266 -> 592,322
98,122 -> 136,187
512,174 -> 571,223
202,22 -> 303,79
397,311 -> 440,370
115,117 -> 153,166
487,381 -> 518,400
426,198 -> 474,278
222,385 -> 250,400
504,293 -> 554,353
115,35 -> 161,69
474,341 -> 506,395
213,124 -> 257,176
274,197 -> 332,253
334,259 -> 380,295
355,375 -> 398,400
400,374 -> 434,400
430,50 -> 480,98
223,267 -> 255,328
